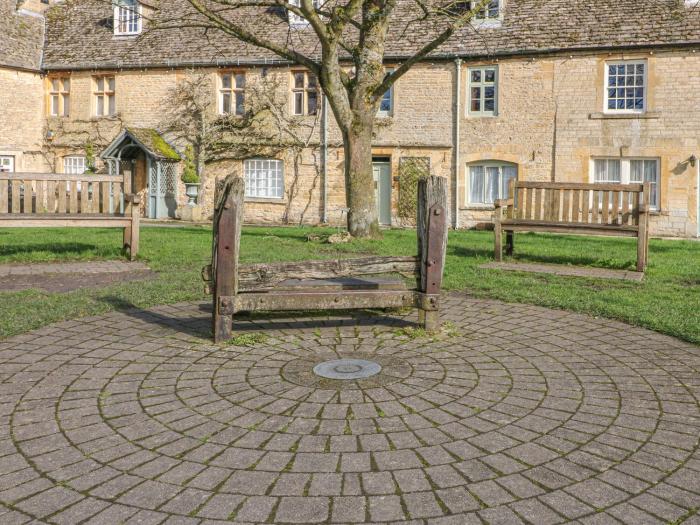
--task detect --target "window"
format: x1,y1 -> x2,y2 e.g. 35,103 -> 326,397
605,61 -> 646,113
468,66 -> 498,116
377,69 -> 394,117
49,77 -> 70,117
291,71 -> 318,116
114,0 -> 142,36
473,0 -> 500,20
94,76 -> 116,117
288,0 -> 320,26
220,72 -> 246,116
0,156 -> 14,173
592,158 -> 659,210
244,159 -> 284,199
468,162 -> 516,205
64,156 -> 86,175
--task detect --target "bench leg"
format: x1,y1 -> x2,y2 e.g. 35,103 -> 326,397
123,226 -> 131,257
505,231 -> 514,256
494,224 -> 503,262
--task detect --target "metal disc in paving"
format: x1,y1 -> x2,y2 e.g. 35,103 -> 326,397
313,358 -> 382,380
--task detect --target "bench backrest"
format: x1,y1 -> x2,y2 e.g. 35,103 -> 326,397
505,181 -> 650,227
0,173 -> 129,216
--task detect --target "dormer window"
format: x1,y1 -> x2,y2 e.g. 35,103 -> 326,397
114,0 -> 142,36
288,0 -> 320,26
473,0 -> 500,20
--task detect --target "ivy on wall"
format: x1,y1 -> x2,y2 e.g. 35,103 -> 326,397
398,157 -> 431,221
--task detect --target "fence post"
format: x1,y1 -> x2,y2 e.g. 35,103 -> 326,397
213,176 -> 245,342
417,176 -> 448,331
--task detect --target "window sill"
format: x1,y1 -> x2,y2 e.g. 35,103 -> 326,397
245,197 -> 286,204
466,114 -> 498,119
460,204 -> 495,211
589,112 -> 660,120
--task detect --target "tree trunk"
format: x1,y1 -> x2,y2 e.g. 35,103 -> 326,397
343,119 -> 380,238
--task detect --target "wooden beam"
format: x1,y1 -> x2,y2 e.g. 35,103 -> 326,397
237,256 -> 419,291
227,289 -> 418,315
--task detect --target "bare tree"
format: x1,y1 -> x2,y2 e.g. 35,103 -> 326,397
154,0 -> 491,237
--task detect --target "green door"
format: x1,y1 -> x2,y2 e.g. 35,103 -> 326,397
372,162 -> 392,226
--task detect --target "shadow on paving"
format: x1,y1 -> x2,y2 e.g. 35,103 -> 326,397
100,295 -> 417,340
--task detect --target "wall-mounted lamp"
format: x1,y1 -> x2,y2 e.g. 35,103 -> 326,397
45,130 -> 54,141
690,154 -> 697,168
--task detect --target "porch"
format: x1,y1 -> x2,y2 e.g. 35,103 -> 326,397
101,127 -> 181,219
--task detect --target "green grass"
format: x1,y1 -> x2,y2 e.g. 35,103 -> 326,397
0,225 -> 698,344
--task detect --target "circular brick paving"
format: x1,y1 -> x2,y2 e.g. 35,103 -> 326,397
0,293 -> 699,524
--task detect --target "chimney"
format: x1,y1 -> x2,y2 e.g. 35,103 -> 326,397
16,0 -> 52,15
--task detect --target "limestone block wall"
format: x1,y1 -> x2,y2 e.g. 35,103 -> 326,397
0,68 -> 48,172
457,57 -> 556,229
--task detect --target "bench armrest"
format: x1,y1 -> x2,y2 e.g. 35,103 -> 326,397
494,198 -> 513,209
125,193 -> 141,205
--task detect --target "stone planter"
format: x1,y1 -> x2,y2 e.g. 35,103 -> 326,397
184,183 -> 201,206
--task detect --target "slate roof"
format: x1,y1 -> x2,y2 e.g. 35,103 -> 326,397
0,0 -> 45,71
33,0 -> 700,71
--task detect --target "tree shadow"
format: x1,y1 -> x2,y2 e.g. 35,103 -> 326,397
0,243 -> 103,257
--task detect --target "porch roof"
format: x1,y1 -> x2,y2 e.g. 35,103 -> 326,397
101,128 -> 181,162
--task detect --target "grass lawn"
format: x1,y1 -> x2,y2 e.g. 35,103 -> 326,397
0,225 -> 698,344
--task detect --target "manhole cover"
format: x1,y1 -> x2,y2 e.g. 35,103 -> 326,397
313,359 -> 382,380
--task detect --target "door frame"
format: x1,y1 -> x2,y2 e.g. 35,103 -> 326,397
372,158 -> 392,226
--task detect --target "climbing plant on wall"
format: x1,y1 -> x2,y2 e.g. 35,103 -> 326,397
398,157 -> 431,223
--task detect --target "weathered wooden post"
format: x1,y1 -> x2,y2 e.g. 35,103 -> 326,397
637,181 -> 651,272
417,176 -> 448,332
212,176 -> 245,342
505,179 -> 515,256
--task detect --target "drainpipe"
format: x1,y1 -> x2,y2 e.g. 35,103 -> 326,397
453,57 -> 462,230
321,95 -> 329,224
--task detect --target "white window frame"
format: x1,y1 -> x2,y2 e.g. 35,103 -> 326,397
291,71 -> 319,116
94,76 -> 116,117
113,0 -> 142,36
472,0 -> 501,21
288,0 -> 320,26
468,66 -> 498,117
64,156 -> 87,175
244,158 -> 284,199
0,156 -> 15,173
590,157 -> 660,210
604,60 -> 647,114
49,77 -> 70,117
219,72 -> 246,116
467,161 -> 517,205
377,68 -> 394,117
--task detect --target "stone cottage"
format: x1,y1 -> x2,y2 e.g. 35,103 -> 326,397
2,0 -> 700,237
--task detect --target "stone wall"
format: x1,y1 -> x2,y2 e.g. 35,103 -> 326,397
1,52 -> 698,235
0,68 -> 47,172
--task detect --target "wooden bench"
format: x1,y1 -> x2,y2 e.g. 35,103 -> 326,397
0,172 -> 140,260
494,181 -> 651,272
203,175 -> 448,343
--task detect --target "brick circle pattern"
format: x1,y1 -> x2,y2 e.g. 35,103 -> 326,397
1,293 -> 699,524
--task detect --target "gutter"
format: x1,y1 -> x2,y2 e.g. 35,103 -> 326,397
453,57 -> 461,230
